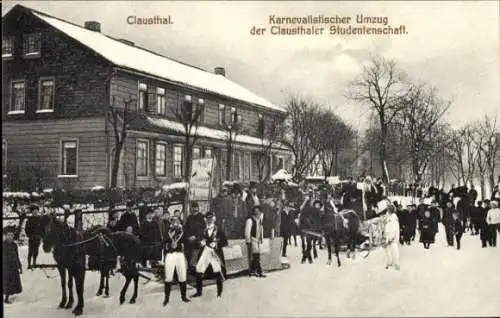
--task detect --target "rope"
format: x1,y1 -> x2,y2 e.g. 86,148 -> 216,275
60,234 -> 99,247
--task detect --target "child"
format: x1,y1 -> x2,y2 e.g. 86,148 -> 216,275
419,210 -> 434,249
3,225 -> 23,303
453,212 -> 464,250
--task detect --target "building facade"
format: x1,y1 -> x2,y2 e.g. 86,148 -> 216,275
2,5 -> 292,191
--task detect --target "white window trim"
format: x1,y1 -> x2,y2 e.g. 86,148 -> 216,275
2,37 -> 13,58
203,147 -> 213,158
9,79 -> 26,114
37,77 -> 56,112
137,81 -> 147,111
155,141 -> 167,177
59,139 -> 79,178
23,33 -> 41,56
156,88 -> 166,114
173,144 -> 184,178
136,138 -> 150,177
193,146 -> 201,160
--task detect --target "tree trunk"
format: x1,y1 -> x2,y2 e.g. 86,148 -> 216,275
110,141 -> 124,189
379,122 -> 389,183
226,135 -> 233,181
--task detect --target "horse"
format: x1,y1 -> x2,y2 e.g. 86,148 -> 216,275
323,209 -> 362,267
40,214 -> 86,316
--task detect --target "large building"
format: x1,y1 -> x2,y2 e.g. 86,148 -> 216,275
2,4 -> 292,191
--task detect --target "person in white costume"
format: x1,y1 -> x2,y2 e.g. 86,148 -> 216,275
162,216 -> 190,306
384,204 -> 401,270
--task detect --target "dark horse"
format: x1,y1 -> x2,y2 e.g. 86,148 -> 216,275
322,209 -> 362,267
40,216 -> 144,315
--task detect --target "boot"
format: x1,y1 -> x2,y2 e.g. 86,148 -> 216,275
191,274 -> 203,297
216,275 -> 223,297
180,282 -> 190,302
162,283 -> 172,306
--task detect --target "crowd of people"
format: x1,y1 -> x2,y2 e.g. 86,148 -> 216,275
4,178 -> 500,305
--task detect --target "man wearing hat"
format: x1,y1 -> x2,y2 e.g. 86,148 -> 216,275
184,202 -> 206,272
442,201 -> 457,247
117,201 -> 140,235
245,206 -> 266,277
405,204 -> 418,244
138,208 -> 162,267
162,215 -> 190,306
25,204 -> 43,269
192,211 -> 228,298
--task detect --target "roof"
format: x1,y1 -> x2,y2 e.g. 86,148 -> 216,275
7,5 -> 285,113
144,115 -> 289,150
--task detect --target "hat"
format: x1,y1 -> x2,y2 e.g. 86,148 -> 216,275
29,204 -> 40,212
205,211 -> 215,219
126,201 -> 134,207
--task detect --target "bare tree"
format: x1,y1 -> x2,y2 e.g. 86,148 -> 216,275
347,55 -> 407,183
447,125 -> 478,186
255,114 -> 286,182
219,106 -> 242,181
282,96 -> 324,181
473,114 -> 500,196
398,84 -> 451,183
317,109 -> 355,177
108,97 -> 136,189
171,95 -> 204,182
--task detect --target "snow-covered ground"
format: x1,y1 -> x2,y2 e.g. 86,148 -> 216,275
4,224 -> 500,317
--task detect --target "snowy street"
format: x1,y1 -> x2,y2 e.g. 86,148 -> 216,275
5,224 -> 500,317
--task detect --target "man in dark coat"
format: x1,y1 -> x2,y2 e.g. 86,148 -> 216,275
192,212 -> 228,298
139,209 -> 162,267
299,199 -> 322,264
442,201 -> 456,247
280,200 -> 295,258
416,198 -> 428,232
184,202 -> 206,272
116,201 -> 140,235
245,183 -> 261,217
403,204 -> 417,244
3,226 -> 22,303
453,212 -> 464,250
479,200 -> 490,247
25,204 -> 43,269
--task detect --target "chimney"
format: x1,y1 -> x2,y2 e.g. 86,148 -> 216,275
214,67 -> 226,77
84,21 -> 101,32
118,39 -> 134,46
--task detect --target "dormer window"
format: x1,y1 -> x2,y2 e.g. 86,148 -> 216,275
138,82 -> 148,111
23,33 -> 41,57
218,104 -> 226,125
2,37 -> 13,58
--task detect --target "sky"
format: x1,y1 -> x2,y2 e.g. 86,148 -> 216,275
2,1 -> 499,132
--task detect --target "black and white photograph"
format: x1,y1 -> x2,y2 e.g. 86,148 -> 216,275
2,1 -> 500,317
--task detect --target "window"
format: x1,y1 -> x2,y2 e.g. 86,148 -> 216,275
173,145 -> 183,178
155,142 -> 167,176
276,155 -> 284,170
138,82 -> 148,111
218,104 -> 226,126
136,140 -> 149,177
231,107 -> 239,124
157,88 -> 166,115
258,114 -> 265,136
193,147 -> 201,160
243,152 -> 251,180
2,37 -> 13,57
233,152 -> 240,180
38,78 -> 55,112
196,98 -> 205,122
23,33 -> 41,56
204,148 -> 212,158
61,140 -> 78,176
10,80 -> 25,113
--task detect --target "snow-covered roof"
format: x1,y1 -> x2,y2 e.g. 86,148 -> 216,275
147,117 -> 289,150
30,10 -> 285,113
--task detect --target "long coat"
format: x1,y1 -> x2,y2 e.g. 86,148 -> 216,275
139,220 -> 163,261
3,241 -> 22,295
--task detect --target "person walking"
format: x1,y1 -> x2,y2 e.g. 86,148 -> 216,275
117,201 -> 140,235
138,209 -> 162,267
384,205 -> 400,270
486,200 -> 500,247
420,210 -> 435,249
280,200 -> 295,259
478,200 -> 490,248
452,212 -> 464,250
184,202 -> 206,273
442,201 -> 456,247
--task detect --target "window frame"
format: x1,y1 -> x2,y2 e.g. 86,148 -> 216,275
136,139 -> 150,177
9,80 -> 26,115
137,82 -> 148,111
156,87 -> 166,115
192,146 -> 201,160
196,98 -> 205,123
276,155 -> 284,171
173,144 -> 184,179
203,147 -> 213,158
218,104 -> 226,126
59,139 -> 79,178
155,141 -> 167,177
2,36 -> 14,59
37,77 -> 56,113
23,33 -> 41,57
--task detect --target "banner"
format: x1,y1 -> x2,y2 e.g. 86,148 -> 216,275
189,158 -> 215,201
